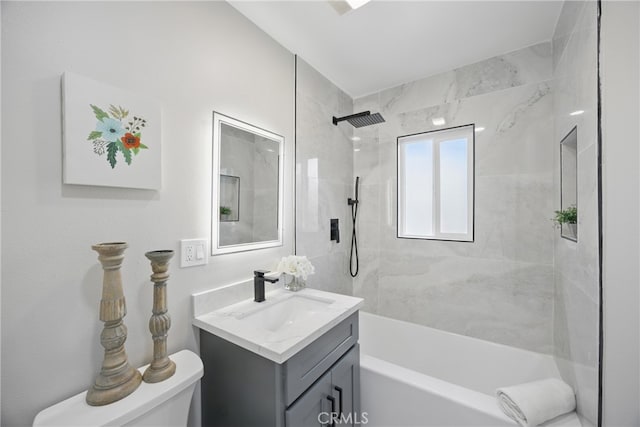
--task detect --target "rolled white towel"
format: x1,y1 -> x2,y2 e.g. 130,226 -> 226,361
496,378 -> 576,427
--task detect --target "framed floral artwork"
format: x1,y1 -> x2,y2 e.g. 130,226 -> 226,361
62,72 -> 161,189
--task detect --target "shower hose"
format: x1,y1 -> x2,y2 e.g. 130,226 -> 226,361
349,195 -> 359,278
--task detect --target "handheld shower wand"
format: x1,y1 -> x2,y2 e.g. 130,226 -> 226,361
348,176 -> 359,207
348,177 -> 360,277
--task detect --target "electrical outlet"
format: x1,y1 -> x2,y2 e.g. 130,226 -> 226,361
181,239 -> 208,268
185,245 -> 195,262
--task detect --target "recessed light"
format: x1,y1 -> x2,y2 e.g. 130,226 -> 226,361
475,127 -> 485,133
432,117 -> 446,126
354,148 -> 361,152
351,136 -> 361,142
570,110 -> 584,116
345,0 -> 372,10
330,0 -> 372,15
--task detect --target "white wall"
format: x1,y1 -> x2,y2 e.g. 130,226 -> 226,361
600,1 -> 640,425
1,2 -> 294,426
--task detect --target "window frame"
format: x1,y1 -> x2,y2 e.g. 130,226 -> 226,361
397,123 -> 475,242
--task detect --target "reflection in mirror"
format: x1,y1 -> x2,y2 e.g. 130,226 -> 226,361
560,126 -> 578,241
220,175 -> 240,222
212,112 -> 283,255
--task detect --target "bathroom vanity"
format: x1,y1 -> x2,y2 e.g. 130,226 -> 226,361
192,287 -> 364,427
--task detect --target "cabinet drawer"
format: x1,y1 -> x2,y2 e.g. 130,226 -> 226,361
283,312 -> 358,406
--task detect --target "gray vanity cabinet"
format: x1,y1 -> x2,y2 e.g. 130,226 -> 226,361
285,373 -> 332,427
285,345 -> 360,427
330,345 -> 360,423
200,312 -> 360,427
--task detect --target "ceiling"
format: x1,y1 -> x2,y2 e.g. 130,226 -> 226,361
228,1 -> 563,98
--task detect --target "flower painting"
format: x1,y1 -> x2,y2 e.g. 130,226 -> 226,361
87,104 -> 148,168
62,72 -> 161,190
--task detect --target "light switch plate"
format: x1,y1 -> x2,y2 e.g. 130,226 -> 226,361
180,239 -> 208,268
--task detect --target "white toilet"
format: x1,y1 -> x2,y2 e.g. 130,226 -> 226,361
33,350 -> 203,427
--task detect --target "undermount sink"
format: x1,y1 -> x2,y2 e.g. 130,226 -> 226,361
236,294 -> 334,333
193,287 -> 364,363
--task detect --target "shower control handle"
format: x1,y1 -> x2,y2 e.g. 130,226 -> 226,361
330,219 -> 340,243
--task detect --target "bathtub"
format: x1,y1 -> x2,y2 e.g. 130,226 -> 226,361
358,312 -> 582,427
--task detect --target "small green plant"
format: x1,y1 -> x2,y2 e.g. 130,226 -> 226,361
553,206 -> 577,226
220,206 -> 232,216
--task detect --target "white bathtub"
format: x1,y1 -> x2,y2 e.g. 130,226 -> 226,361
359,312 -> 582,427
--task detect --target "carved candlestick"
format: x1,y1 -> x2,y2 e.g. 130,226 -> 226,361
87,242 -> 142,406
143,250 -> 176,383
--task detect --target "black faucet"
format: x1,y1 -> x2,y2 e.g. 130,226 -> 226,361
254,270 -> 279,303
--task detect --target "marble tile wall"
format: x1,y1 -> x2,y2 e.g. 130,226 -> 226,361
353,42 -> 556,353
552,1 -> 600,425
295,14 -> 599,423
295,58 -> 355,296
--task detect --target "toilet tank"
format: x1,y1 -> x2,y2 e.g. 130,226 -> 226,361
33,350 -> 203,427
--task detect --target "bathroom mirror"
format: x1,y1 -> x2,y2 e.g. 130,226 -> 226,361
560,126 -> 578,242
212,112 -> 283,255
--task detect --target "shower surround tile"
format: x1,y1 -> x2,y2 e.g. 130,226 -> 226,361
376,256 -> 554,353
552,1 -> 600,424
296,58 -> 354,296
297,178 -> 351,258
393,82 -> 554,177
378,42 -> 552,118
452,43 -> 552,100
353,42 -> 556,354
296,17 -> 599,422
552,1 -> 587,73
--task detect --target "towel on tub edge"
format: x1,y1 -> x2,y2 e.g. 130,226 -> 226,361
496,378 -> 576,427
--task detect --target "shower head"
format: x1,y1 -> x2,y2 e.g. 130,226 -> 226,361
332,111 -> 385,128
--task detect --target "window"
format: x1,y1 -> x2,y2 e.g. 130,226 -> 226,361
397,124 -> 474,241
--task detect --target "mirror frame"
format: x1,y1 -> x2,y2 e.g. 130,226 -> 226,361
211,112 -> 284,255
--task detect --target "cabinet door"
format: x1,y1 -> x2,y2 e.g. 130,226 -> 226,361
286,372 -> 333,427
330,344 -> 360,427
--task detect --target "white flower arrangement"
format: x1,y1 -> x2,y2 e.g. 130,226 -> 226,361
276,255 -> 315,280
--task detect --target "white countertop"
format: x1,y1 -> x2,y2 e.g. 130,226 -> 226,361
193,287 -> 363,364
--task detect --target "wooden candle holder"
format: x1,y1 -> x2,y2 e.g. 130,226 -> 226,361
87,242 -> 141,406
143,250 -> 176,383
